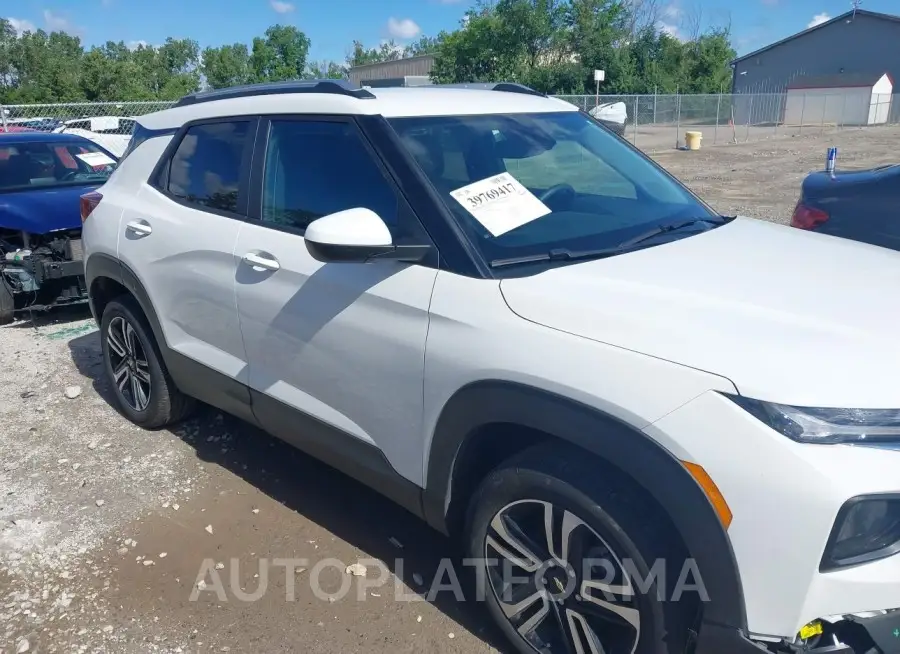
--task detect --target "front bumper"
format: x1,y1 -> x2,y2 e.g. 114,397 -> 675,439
820,610 -> 900,653
694,614 -> 900,654
644,391 -> 900,643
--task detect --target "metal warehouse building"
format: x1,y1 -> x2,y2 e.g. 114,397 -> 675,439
730,8 -> 900,125
348,54 -> 435,88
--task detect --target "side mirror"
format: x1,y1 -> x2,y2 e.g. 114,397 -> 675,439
304,207 -> 430,264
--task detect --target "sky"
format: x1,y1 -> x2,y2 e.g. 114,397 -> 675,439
4,0 -> 899,64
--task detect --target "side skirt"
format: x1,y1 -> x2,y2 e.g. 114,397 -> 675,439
165,350 -> 258,427
250,389 -> 426,519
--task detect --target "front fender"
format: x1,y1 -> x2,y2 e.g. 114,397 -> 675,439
423,379 -> 748,634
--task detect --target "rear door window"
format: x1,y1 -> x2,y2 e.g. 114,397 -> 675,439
163,120 -> 252,215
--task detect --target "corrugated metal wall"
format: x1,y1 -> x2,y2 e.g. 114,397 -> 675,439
731,13 -> 900,124
348,55 -> 435,86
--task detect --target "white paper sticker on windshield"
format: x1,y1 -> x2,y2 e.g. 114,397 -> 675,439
449,172 -> 550,237
76,152 -> 116,167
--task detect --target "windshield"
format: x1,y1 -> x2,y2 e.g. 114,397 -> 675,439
0,140 -> 116,192
388,111 -> 717,267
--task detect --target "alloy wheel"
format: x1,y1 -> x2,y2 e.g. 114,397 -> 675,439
485,499 -> 641,654
106,315 -> 152,412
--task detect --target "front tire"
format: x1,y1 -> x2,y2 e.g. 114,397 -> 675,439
465,444 -> 694,654
100,296 -> 193,428
0,275 -> 14,325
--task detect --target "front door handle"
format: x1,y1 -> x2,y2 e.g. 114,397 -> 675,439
125,220 -> 152,236
242,252 -> 280,271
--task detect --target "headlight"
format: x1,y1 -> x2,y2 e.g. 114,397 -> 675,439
821,495 -> 900,571
725,394 -> 900,444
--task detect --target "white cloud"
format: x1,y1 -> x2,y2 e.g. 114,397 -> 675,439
808,12 -> 830,28
270,0 -> 294,13
43,9 -> 74,33
657,21 -> 684,40
661,3 -> 682,20
7,17 -> 37,35
127,40 -> 149,50
656,2 -> 685,39
386,17 -> 421,40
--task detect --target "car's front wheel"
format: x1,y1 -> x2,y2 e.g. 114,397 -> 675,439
100,296 -> 192,428
0,276 -> 14,325
466,444 -> 695,654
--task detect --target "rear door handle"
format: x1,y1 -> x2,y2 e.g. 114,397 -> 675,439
125,220 -> 152,236
242,252 -> 280,271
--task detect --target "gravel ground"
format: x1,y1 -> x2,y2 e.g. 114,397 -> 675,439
653,124 -> 900,223
2,124 -> 898,653
1,312 -> 498,653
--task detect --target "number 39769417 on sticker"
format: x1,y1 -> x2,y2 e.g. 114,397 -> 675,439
449,172 -> 551,237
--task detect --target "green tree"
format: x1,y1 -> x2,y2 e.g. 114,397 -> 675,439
80,44 -> 150,101
10,29 -> 84,102
345,40 -> 404,68
305,60 -> 347,79
154,37 -> 201,98
428,0 -> 735,95
0,19 -> 18,101
201,43 -> 251,89
681,29 -> 735,93
250,24 -> 311,82
430,8 -> 521,84
404,33 -> 448,56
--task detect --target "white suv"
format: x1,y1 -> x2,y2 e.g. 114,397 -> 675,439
80,80 -> 900,654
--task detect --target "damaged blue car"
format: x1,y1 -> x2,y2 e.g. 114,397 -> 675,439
0,132 -> 117,324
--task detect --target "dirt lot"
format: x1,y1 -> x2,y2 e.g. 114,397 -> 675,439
2,125 -> 899,654
653,124 -> 900,222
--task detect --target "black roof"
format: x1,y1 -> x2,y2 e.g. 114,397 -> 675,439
788,71 -> 891,89
0,131 -> 98,145
174,79 -> 375,107
732,9 -> 900,65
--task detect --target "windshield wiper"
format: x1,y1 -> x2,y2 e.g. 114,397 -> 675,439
489,216 -> 733,269
616,216 -> 732,250
490,247 -> 619,268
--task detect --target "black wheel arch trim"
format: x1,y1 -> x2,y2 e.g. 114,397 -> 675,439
85,252 -> 255,422
423,379 -> 749,632
86,252 -> 165,351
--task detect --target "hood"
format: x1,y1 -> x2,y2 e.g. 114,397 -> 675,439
500,217 -> 900,408
589,102 -> 627,124
0,184 -> 99,233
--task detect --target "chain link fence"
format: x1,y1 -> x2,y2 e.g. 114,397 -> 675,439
2,93 -> 898,154
556,92 -> 899,152
0,101 -> 174,156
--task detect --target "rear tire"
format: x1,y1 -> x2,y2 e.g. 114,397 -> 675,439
465,443 -> 695,654
100,295 -> 193,428
0,275 -> 14,325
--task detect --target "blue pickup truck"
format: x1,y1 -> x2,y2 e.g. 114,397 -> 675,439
0,131 -> 117,324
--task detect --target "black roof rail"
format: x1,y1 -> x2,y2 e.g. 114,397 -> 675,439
430,82 -> 546,97
173,79 -> 375,108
